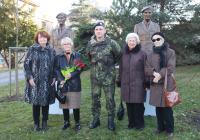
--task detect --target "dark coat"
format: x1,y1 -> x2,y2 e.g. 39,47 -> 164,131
119,45 -> 146,103
55,52 -> 82,92
145,43 -> 176,107
24,43 -> 56,106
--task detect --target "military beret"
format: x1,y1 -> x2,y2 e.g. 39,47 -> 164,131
93,21 -> 105,29
141,5 -> 153,13
56,12 -> 67,18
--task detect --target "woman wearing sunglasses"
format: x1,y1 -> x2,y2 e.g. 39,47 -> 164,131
145,32 -> 176,138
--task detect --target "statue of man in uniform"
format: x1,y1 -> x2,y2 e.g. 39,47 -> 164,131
51,12 -> 74,55
134,6 -> 160,116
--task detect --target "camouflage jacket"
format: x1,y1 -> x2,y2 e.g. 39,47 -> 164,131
87,35 -> 122,85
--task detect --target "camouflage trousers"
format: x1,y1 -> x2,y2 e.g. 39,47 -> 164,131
91,81 -> 116,119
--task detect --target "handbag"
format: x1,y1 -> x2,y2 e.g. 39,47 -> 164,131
117,99 -> 125,120
55,85 -> 66,104
164,69 -> 181,107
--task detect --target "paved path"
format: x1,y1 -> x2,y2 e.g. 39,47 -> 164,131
0,69 -> 25,85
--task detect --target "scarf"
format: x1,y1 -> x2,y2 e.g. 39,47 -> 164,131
153,44 -> 166,68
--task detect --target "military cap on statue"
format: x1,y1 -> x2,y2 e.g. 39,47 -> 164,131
141,5 -> 153,13
56,12 -> 67,18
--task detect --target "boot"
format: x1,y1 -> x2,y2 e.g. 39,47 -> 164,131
89,118 -> 100,129
42,120 -> 48,131
62,121 -> 70,130
75,122 -> 81,131
33,122 -> 40,131
108,116 -> 115,131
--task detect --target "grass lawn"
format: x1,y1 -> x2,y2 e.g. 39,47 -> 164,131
0,65 -> 200,140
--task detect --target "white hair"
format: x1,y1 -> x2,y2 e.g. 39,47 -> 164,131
125,33 -> 140,44
61,37 -> 74,46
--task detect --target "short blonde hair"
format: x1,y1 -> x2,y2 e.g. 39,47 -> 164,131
125,33 -> 140,44
61,37 -> 74,46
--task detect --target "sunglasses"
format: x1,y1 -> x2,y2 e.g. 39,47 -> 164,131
152,38 -> 161,42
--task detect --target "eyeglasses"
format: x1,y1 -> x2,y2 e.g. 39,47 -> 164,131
152,38 -> 161,42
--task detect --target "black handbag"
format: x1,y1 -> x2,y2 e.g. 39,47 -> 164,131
117,99 -> 125,120
55,85 -> 66,104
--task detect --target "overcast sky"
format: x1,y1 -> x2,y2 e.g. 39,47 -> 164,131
34,0 -> 112,21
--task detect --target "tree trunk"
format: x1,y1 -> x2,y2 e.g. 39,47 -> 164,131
159,0 -> 165,29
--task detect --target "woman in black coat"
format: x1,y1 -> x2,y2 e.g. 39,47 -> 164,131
55,37 -> 84,131
24,31 -> 56,131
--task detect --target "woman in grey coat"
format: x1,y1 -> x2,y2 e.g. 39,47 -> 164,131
118,33 -> 146,130
24,31 -> 56,131
145,32 -> 176,137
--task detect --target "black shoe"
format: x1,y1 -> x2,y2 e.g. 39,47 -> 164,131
108,116 -> 115,131
75,122 -> 81,131
135,125 -> 144,131
89,118 -> 100,129
34,123 -> 40,131
128,124 -> 134,129
62,121 -> 70,130
154,129 -> 165,134
41,120 -> 48,131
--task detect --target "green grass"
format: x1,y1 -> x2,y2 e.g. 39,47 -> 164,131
0,65 -> 200,140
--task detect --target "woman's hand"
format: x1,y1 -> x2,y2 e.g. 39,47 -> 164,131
60,80 -> 65,88
51,78 -> 56,86
153,72 -> 161,83
65,73 -> 71,80
29,79 -> 36,87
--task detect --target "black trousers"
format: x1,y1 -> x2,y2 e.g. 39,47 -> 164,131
33,105 -> 49,124
63,109 -> 80,123
156,107 -> 174,133
126,103 -> 145,128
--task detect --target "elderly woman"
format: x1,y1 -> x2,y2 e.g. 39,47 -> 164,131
145,32 -> 176,137
118,33 -> 146,130
55,37 -> 84,131
24,31 -> 56,131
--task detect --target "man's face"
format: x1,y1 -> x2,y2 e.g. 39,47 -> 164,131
57,16 -> 66,25
143,9 -> 152,21
94,26 -> 106,39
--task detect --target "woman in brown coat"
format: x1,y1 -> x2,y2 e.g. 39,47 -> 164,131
145,32 -> 176,137
118,33 -> 146,130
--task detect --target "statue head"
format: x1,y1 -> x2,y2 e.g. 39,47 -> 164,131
56,12 -> 67,25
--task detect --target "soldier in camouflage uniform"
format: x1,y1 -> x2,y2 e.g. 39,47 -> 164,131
87,21 -> 122,131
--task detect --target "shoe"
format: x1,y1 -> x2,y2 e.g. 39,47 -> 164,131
108,116 -> 115,131
75,122 -> 81,131
41,120 -> 48,131
33,123 -> 40,131
128,124 -> 134,129
89,118 -> 100,129
135,125 -> 144,131
154,129 -> 165,134
62,121 -> 70,130
166,132 -> 174,138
